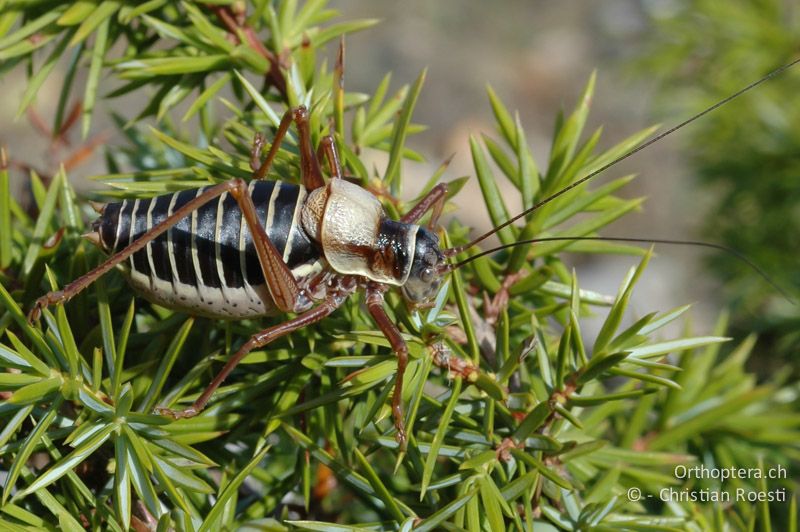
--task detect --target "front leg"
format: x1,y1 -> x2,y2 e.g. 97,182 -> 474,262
365,285 -> 409,448
401,183 -> 448,228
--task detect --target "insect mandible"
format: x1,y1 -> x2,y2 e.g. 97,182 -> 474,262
27,58 -> 800,447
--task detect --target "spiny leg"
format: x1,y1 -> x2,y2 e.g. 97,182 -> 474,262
156,295 -> 343,418
30,181 -> 236,322
365,285 -> 409,448
249,132 -> 266,172
252,107 -> 325,191
227,181 -> 300,311
401,183 -> 448,228
28,178 -> 302,321
252,110 -> 294,180
294,107 -> 326,190
318,135 -> 343,180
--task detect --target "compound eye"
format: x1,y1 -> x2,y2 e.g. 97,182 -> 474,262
424,250 -> 438,266
420,268 -> 434,283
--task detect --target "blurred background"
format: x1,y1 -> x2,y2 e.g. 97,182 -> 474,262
2,0 -> 798,366
334,0 -> 708,334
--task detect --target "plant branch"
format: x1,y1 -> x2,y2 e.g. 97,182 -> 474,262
208,4 -> 288,98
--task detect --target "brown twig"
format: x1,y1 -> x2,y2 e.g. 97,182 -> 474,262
55,101 -> 83,145
208,4 -> 288,98
483,271 -> 525,326
26,107 -> 51,139
63,131 -> 111,172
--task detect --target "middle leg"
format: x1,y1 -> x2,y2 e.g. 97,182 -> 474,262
318,135 -> 344,180
365,285 -> 410,448
252,106 -> 325,191
401,183 -> 448,228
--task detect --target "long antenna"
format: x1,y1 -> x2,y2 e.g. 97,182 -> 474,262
443,57 -> 800,257
442,236 -> 796,305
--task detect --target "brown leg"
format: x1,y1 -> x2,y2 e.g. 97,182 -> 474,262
253,107 -> 325,191
28,179 -> 302,321
294,107 -> 325,190
365,286 -> 409,448
252,110 -> 293,180
249,132 -> 266,172
318,135 -> 343,180
401,183 -> 448,228
156,295 -> 342,418
228,182 -> 300,311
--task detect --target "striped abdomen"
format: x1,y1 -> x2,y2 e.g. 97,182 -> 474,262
94,181 -> 322,318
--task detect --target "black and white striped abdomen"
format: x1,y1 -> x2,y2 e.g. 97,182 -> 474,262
94,181 -> 322,318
